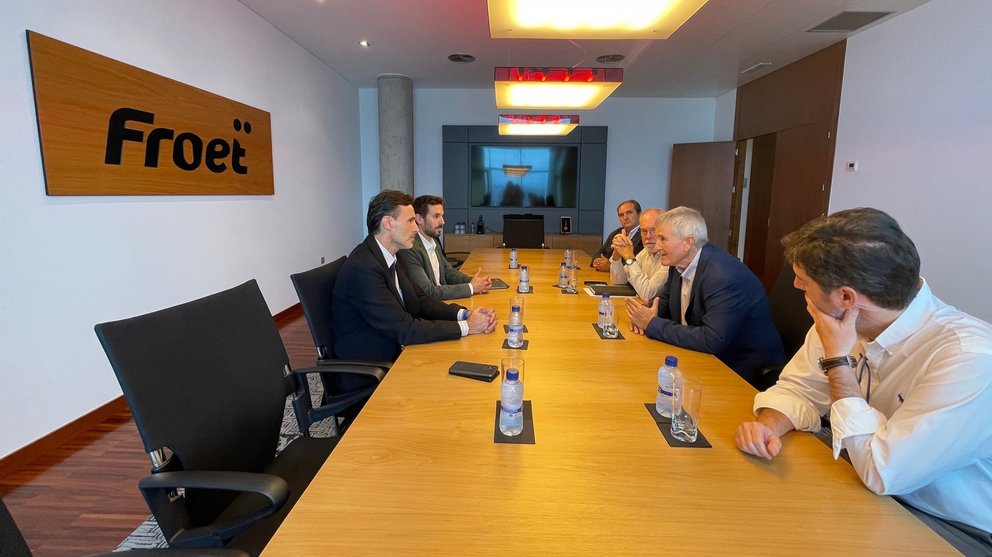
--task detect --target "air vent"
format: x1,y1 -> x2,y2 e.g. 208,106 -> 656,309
741,62 -> 772,75
447,53 -> 476,64
808,11 -> 893,33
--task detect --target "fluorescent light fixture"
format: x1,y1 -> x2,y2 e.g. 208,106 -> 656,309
488,0 -> 709,39
494,67 -> 622,110
498,114 -> 580,136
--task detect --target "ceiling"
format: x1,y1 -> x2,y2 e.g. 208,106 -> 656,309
239,0 -> 931,98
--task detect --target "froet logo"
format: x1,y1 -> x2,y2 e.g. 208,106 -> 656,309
105,108 -> 251,174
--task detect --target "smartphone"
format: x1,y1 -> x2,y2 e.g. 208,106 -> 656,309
448,361 -> 499,382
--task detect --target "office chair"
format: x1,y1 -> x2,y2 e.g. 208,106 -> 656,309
291,258 -> 389,431
502,214 -> 545,248
755,264 -> 814,391
1,497 -> 248,556
94,280 -> 372,553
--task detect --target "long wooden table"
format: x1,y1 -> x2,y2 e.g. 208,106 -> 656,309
263,249 -> 955,555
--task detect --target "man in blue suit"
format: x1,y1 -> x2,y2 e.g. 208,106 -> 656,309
626,206 -> 783,388
332,190 -> 498,361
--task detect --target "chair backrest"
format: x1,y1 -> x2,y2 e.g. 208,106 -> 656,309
502,214 -> 545,248
94,280 -> 290,477
290,257 -> 347,360
768,264 -> 813,359
0,498 -> 32,557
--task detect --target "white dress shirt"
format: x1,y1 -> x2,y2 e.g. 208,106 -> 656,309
676,249 -> 702,325
609,248 -> 669,300
753,280 -> 992,532
376,238 -> 468,336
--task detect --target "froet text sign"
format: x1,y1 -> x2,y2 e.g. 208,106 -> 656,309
27,31 -> 273,196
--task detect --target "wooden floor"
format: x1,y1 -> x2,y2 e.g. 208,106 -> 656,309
0,310 -> 316,557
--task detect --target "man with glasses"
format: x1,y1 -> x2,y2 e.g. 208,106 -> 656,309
608,207 -> 669,300
734,208 -> 992,555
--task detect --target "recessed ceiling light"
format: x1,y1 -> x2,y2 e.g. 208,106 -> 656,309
358,40 -> 370,47
448,53 -> 476,64
596,54 -> 625,64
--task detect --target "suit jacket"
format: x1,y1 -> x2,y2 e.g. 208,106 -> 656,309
332,235 -> 465,361
590,226 -> 643,265
646,243 -> 784,387
397,234 -> 473,300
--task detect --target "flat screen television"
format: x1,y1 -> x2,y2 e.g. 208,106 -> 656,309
470,145 -> 578,208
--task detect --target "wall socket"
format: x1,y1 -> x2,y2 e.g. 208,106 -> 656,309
846,161 -> 858,172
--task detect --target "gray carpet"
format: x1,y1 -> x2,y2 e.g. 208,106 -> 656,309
114,375 -> 338,551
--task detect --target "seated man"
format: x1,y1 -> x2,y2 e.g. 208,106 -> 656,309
332,190 -> 498,361
590,199 -> 643,272
398,195 -> 492,300
735,208 -> 992,555
609,207 -> 669,300
626,206 -> 783,387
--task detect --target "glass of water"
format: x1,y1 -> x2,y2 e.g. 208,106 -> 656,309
566,266 -> 579,294
602,300 -> 619,338
671,379 -> 702,443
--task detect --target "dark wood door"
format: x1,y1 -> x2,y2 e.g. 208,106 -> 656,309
669,141 -> 736,250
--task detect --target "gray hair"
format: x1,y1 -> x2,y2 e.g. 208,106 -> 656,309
639,207 -> 662,227
656,206 -> 708,246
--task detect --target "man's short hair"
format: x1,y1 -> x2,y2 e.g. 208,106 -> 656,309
367,189 -> 414,235
656,206 -> 708,246
413,195 -> 445,219
782,207 -> 920,310
617,199 -> 642,214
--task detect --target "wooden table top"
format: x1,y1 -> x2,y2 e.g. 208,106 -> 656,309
262,249 -> 954,555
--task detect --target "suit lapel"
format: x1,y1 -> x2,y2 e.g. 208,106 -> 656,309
670,273 -> 682,321
365,235 -> 403,304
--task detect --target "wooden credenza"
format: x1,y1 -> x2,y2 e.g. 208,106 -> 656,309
444,233 -> 601,257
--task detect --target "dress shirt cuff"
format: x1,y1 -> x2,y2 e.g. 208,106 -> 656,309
458,319 -> 469,337
457,308 -> 468,320
829,397 -> 886,459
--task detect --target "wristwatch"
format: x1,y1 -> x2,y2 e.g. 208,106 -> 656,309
817,355 -> 857,375
623,258 -> 634,266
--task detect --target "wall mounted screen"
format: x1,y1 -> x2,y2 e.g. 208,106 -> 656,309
470,145 -> 578,208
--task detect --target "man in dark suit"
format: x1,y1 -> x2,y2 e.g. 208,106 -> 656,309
590,199 -> 643,272
332,190 -> 498,361
398,195 -> 492,300
626,206 -> 784,388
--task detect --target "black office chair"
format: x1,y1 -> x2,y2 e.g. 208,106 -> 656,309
1,497 -> 248,556
94,280 -> 373,553
501,214 -> 545,248
755,264 -> 814,390
291,258 -> 389,431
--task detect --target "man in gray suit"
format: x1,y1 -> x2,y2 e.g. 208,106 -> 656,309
398,195 -> 493,300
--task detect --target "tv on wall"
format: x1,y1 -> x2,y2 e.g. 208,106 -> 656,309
470,145 -> 578,208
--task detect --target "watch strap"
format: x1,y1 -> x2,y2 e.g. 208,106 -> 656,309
818,355 -> 858,374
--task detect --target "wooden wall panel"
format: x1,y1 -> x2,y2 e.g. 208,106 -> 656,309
27,31 -> 273,196
668,141 -> 736,250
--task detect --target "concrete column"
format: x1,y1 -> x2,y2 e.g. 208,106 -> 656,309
377,74 -> 414,194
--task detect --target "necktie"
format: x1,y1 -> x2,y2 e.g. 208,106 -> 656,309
390,262 -> 404,303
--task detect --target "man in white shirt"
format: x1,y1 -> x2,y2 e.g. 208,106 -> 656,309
398,195 -> 492,300
608,207 -> 669,300
734,207 -> 992,555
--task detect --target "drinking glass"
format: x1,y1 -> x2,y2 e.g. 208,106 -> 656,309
602,301 -> 619,338
671,379 -> 702,443
566,266 -> 579,294
510,295 -> 525,324
501,356 -> 525,382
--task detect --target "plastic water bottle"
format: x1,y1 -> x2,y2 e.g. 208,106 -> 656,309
656,355 -> 682,418
597,293 -> 612,329
518,265 -> 530,293
558,262 -> 568,288
507,324 -> 524,348
499,368 -> 524,436
508,305 -> 522,327
509,248 -> 519,269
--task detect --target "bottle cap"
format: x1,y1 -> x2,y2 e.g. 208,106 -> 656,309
665,355 -> 678,367
506,369 -> 519,381
602,293 -> 610,298
511,305 -> 521,312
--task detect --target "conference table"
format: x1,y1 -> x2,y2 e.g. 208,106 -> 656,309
262,249 -> 955,555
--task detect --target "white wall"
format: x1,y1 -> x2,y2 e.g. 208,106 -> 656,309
359,88 -> 717,234
0,0 -> 364,458
831,0 -> 992,321
713,89 -> 737,141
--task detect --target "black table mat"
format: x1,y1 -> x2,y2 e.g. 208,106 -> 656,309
643,403 -> 711,448
494,400 -> 535,444
590,323 -> 625,340
501,339 -> 529,350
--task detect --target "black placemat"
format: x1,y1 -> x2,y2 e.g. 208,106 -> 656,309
643,403 -> 711,448
590,323 -> 625,340
502,324 -> 529,333
560,288 -> 579,295
501,339 -> 529,350
494,400 -> 535,444
512,286 -> 534,294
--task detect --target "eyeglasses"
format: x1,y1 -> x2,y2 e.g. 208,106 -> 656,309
856,353 -> 872,404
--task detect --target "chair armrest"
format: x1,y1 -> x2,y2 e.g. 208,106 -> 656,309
292,365 -> 387,425
138,471 -> 288,547
754,364 -> 784,392
303,363 -> 388,383
316,358 -> 393,371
